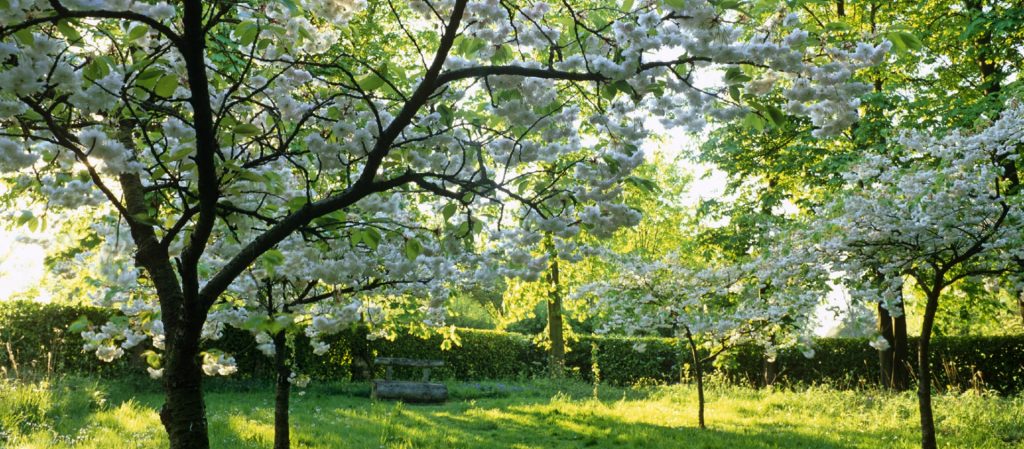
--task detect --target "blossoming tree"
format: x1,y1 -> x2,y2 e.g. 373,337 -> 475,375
820,103 -> 1024,449
0,0 -> 881,446
581,243 -> 827,428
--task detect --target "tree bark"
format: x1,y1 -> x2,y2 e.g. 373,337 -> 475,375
120,173 -> 210,449
763,356 -> 778,387
1018,293 -> 1024,325
877,302 -> 896,389
546,256 -> 565,377
159,330 -> 209,449
273,330 -> 291,449
685,330 -> 706,429
917,290 -> 941,449
893,307 -> 910,391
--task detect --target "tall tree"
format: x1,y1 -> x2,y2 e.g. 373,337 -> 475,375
0,1 -> 878,446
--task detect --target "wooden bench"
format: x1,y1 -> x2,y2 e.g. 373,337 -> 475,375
371,357 -> 448,403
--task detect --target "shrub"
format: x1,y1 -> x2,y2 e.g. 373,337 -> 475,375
2,301 -> 1022,394
0,301 -> 133,378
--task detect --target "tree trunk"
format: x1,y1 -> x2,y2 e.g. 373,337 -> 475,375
1017,290 -> 1024,325
917,290 -> 941,449
685,331 -> 706,429
877,302 -> 896,389
763,356 -> 778,387
121,173 -> 211,449
546,256 -> 565,377
893,309 -> 910,391
159,330 -> 210,449
273,330 -> 291,449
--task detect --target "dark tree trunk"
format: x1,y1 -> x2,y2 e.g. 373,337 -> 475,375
877,302 -> 896,389
159,330 -> 209,449
893,308 -> 910,391
1017,291 -> 1024,325
917,290 -> 941,449
546,256 -> 565,377
763,356 -> 778,387
763,331 -> 778,387
685,330 -> 706,429
273,330 -> 291,449
121,173 -> 210,449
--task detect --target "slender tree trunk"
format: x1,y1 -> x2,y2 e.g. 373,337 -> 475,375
763,356 -> 778,387
763,331 -> 778,387
273,329 -> 291,449
917,290 -> 941,449
877,302 -> 896,389
685,330 -> 705,429
1017,290 -> 1024,325
893,305 -> 910,391
546,253 -> 565,377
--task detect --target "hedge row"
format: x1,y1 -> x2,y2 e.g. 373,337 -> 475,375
2,301 -> 1022,393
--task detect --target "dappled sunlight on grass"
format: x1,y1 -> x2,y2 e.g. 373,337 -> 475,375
1,377 -> 1022,448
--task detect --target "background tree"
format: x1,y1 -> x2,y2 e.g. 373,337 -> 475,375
818,103 -> 1024,449
582,239 -> 827,429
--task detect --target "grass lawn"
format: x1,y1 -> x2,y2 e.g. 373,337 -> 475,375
1,376 -> 1022,448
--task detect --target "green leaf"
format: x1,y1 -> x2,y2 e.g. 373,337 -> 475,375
710,0 -> 743,10
164,146 -> 193,162
13,28 -> 34,45
363,227 -> 381,250
154,74 -> 178,97
405,238 -> 423,261
625,176 -> 659,193
142,350 -> 161,368
83,58 -> 110,81
885,31 -> 922,53
280,0 -> 301,15
456,37 -> 487,57
15,210 -> 33,227
621,0 -> 635,11
356,73 -> 386,92
232,123 -> 262,136
761,105 -> 786,127
286,197 -> 308,212
57,20 -> 81,41
127,25 -> 149,41
442,203 -> 457,221
491,44 -> 514,64
729,85 -> 742,102
235,21 -> 259,46
263,249 -> 285,266
68,315 -> 91,333
823,21 -> 852,32
742,112 -> 765,132
724,67 -> 752,85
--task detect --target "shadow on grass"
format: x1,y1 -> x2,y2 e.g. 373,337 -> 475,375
204,382 -> 877,449
1,378 -> 902,448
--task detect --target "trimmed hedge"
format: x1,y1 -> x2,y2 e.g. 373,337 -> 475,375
1,301 -> 1022,394
0,302 -> 135,377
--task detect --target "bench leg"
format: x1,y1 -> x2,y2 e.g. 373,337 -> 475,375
421,368 -> 431,382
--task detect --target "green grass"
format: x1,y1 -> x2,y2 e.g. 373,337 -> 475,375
1,376 -> 1022,448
